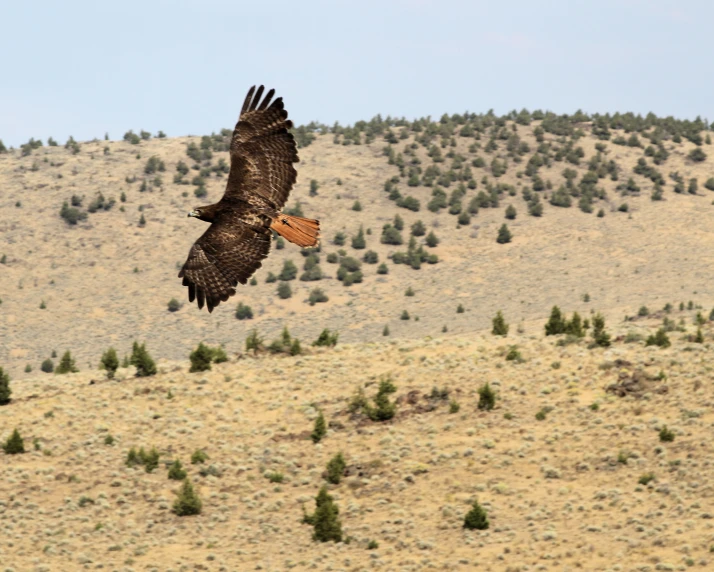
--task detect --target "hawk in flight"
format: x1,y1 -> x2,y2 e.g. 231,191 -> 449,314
179,85 -> 320,312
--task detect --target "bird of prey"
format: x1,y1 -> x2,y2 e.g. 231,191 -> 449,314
179,85 -> 320,312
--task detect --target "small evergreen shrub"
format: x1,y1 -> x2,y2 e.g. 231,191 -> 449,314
235,302 -> 254,320
659,425 -> 675,442
277,282 -> 292,299
491,311 -> 509,336
308,288 -> 329,305
130,342 -> 157,377
189,342 -> 214,372
245,329 -> 264,353
645,328 -> 671,348
638,473 -> 655,485
41,359 -> 54,373
0,367 -> 11,405
496,224 -> 512,244
278,260 -> 298,281
304,486 -> 342,542
311,411 -> 327,443
266,471 -> 284,483
377,263 -> 388,274
55,351 -> 79,374
100,348 -> 119,379
325,452 -> 346,484
463,500 -> 489,530
172,479 -> 202,516
313,329 -> 338,347
167,298 -> 181,312
191,449 -> 208,464
3,429 -> 25,454
591,313 -> 611,347
477,383 -> 496,411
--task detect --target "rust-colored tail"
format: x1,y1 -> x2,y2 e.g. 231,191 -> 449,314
270,214 -> 320,248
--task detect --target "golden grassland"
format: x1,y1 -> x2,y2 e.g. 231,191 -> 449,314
2,316 -> 714,571
1,121 -> 714,377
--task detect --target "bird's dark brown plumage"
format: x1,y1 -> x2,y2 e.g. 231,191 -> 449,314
178,85 -> 306,312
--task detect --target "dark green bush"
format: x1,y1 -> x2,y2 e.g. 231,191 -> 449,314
645,328 -> 671,348
3,428 -> 25,454
464,500 -> 489,530
277,282 -> 292,299
100,348 -> 119,379
167,298 -> 181,312
55,351 -> 78,374
168,460 -> 187,480
172,479 -> 202,516
0,367 -> 10,405
278,260 -> 298,281
496,224 -> 512,244
41,359 -> 54,373
308,288 -> 329,305
477,383 -> 496,411
235,302 -> 253,320
325,452 -> 346,484
189,342 -> 214,372
313,329 -> 338,347
311,411 -> 327,443
659,425 -> 675,442
304,486 -> 342,542
130,342 -> 157,377
491,311 -> 509,336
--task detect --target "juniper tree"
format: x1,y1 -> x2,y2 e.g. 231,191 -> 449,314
0,367 -> 11,405
189,342 -> 213,372
277,282 -> 292,299
491,311 -> 509,336
168,460 -> 188,480
351,226 -> 366,249
41,359 -> 54,373
425,231 -> 439,247
463,500 -> 489,530
312,329 -> 338,347
591,313 -> 611,347
100,347 -> 119,379
278,260 -> 298,281
325,452 -> 346,484
304,486 -> 343,542
245,329 -> 264,353
130,342 -> 157,377
172,479 -> 202,516
411,220 -> 426,236
477,383 -> 496,411
311,411 -> 327,443
3,428 -> 25,455
505,204 -> 517,220
545,306 -> 566,336
496,223 -> 512,244
235,302 -> 253,320
645,328 -> 671,348
55,351 -> 78,374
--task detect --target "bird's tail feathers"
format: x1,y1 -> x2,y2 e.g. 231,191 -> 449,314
271,214 -> 320,248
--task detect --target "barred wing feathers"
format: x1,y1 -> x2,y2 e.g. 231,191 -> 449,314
225,85 -> 299,210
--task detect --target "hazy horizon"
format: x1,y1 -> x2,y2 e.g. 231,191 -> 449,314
2,0 -> 713,147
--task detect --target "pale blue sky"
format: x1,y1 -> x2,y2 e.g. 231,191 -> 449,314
2,0 -> 712,147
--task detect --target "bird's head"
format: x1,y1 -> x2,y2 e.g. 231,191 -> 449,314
187,204 -> 217,223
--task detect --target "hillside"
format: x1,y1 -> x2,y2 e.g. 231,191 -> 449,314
1,111 -> 714,377
2,322 -> 714,571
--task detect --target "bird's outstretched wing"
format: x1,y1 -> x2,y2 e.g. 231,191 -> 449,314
223,85 -> 299,210
178,210 -> 271,313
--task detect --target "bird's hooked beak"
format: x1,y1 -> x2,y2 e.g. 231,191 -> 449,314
187,209 -> 199,218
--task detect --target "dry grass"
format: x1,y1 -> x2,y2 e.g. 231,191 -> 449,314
2,320 -> 714,570
1,124 -> 714,376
